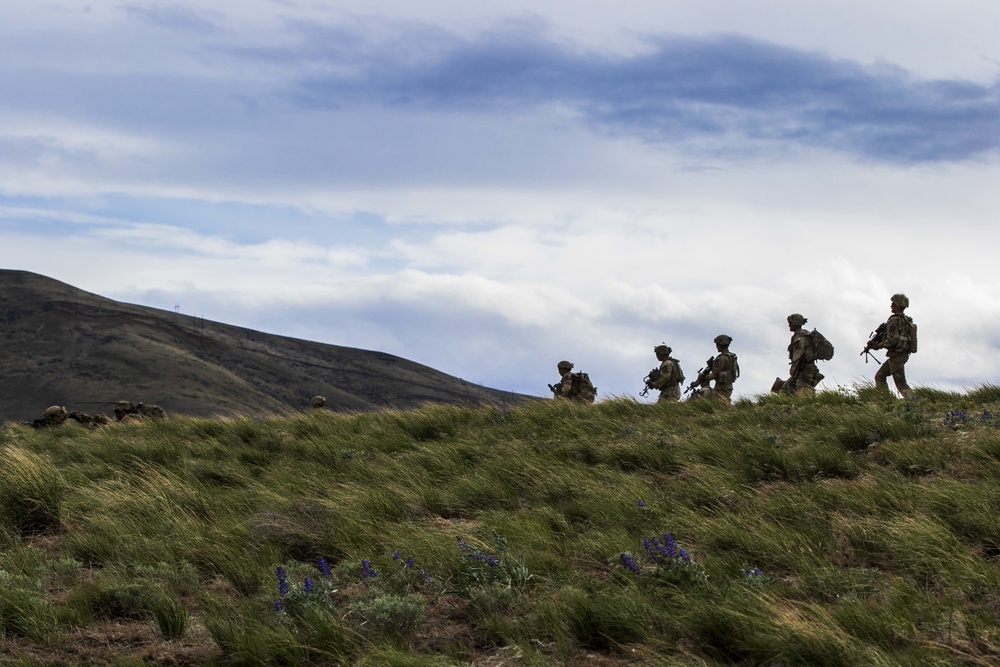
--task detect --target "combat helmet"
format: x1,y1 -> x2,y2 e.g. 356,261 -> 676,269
714,334 -> 733,346
557,360 -> 574,372
891,293 -> 909,310
787,313 -> 807,326
654,344 -> 671,356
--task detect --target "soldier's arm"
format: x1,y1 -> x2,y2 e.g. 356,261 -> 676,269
705,356 -> 725,382
649,361 -> 671,388
882,316 -> 901,350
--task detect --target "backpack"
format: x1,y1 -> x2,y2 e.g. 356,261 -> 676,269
906,317 -> 918,354
715,352 -> 739,384
568,372 -> 597,403
669,358 -> 685,385
810,329 -> 835,361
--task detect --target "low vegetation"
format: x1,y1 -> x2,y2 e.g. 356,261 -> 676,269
3,384 -> 1000,665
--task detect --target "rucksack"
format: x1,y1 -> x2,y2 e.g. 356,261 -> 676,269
906,317 -> 918,354
810,329 -> 835,361
568,372 -> 597,403
669,358 -> 685,385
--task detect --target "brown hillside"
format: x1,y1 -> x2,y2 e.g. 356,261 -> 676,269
0,270 -> 526,422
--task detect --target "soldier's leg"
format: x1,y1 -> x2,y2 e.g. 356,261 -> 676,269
889,356 -> 910,396
874,359 -> 892,390
658,386 -> 681,403
714,387 -> 733,405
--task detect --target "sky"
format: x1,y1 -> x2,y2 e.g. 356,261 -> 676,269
2,0 -> 1000,401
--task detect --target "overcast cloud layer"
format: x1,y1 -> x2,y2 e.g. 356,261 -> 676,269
2,0 -> 1000,402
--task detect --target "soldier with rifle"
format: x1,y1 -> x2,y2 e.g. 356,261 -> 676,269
862,293 -> 917,397
549,360 -> 597,403
686,335 -> 739,404
772,313 -> 831,395
684,356 -> 716,399
642,344 -> 684,402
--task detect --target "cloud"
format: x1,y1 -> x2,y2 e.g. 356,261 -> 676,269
119,3 -> 224,34
288,27 -> 1000,163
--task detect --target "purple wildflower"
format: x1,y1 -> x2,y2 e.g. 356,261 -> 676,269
361,559 -> 377,579
392,550 -> 401,560
317,557 -> 332,578
638,499 -> 645,508
405,556 -> 415,568
277,567 -> 289,596
304,577 -> 314,592
661,532 -> 678,558
274,599 -> 284,612
619,553 -> 642,574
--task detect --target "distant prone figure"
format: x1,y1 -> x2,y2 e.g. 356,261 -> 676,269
114,400 -> 167,422
32,405 -> 67,428
548,360 -> 597,404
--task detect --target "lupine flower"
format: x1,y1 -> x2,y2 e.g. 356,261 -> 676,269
661,532 -> 678,558
277,567 -> 289,596
405,556 -> 415,568
361,559 -> 377,579
457,537 -> 471,552
304,577 -> 314,592
638,499 -> 645,508
679,549 -> 691,562
317,557 -> 332,578
274,599 -> 284,612
485,555 -> 500,567
619,553 -> 642,574
944,409 -> 969,426
744,568 -> 763,577
419,569 -> 430,582
392,550 -> 401,560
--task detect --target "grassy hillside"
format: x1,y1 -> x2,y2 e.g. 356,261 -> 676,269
0,269 -> 525,422
2,386 -> 1000,665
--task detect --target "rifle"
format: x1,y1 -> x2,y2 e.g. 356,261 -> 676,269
640,367 -> 661,397
547,383 -> 559,396
684,356 -> 715,395
860,323 -> 887,364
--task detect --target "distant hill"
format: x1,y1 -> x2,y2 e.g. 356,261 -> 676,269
0,270 -> 527,422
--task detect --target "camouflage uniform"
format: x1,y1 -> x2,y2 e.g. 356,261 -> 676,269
873,294 -> 914,397
552,361 -> 596,403
552,361 -> 576,401
648,345 -> 682,403
703,335 -> 738,405
782,314 -> 822,394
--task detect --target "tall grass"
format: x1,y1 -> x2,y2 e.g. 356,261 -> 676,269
2,387 -> 1000,663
